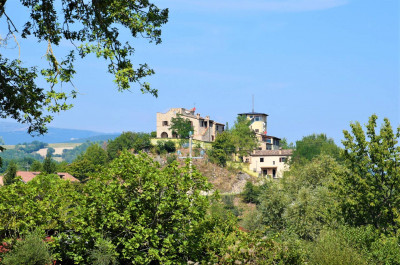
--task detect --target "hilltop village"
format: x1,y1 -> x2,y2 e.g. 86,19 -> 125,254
156,107 -> 292,178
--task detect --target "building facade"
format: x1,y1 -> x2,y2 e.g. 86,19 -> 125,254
249,149 -> 293,178
156,108 -> 225,142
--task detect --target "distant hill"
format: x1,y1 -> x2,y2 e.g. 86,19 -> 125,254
0,121 -> 121,145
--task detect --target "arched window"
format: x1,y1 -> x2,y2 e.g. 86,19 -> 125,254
161,132 -> 168,138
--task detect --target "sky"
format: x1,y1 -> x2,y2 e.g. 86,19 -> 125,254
1,0 -> 399,145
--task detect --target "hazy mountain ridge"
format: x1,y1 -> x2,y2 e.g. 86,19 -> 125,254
0,121 -> 120,144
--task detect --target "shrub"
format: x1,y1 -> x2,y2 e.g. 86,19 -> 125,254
2,230 -> 53,265
242,181 -> 260,204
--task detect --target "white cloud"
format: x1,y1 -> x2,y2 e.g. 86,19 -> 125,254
162,0 -> 348,12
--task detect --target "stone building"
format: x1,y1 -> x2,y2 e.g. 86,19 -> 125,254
156,108 -> 225,142
249,149 -> 293,178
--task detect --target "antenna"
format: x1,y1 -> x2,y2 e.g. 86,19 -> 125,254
252,95 -> 254,113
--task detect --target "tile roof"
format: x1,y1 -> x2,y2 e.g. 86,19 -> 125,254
251,149 -> 293,156
0,171 -> 79,185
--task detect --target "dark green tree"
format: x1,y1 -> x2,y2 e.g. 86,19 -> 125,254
0,1 -> 168,135
42,153 -> 56,174
3,161 -> 18,185
29,160 -> 43,172
67,144 -> 108,181
107,132 -> 152,160
170,114 -> 192,139
336,115 -> 400,234
208,131 -> 235,167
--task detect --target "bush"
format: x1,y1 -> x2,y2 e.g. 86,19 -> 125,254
2,230 -> 53,265
242,181 -> 260,204
307,229 -> 368,265
166,154 -> 177,164
164,140 -> 176,153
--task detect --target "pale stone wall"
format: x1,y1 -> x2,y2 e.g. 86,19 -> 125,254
156,108 -> 224,142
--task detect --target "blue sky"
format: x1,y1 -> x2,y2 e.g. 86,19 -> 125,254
1,0 -> 399,145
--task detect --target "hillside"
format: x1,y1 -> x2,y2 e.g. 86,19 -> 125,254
0,121 -> 120,144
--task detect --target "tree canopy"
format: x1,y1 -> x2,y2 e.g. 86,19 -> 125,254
291,133 -> 341,165
170,114 -> 193,139
231,115 -> 258,160
336,114 -> 400,234
0,1 -> 168,135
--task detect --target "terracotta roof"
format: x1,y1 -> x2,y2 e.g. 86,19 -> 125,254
0,171 -> 79,185
251,149 -> 293,156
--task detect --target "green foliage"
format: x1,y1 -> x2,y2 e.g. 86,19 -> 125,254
16,141 -> 48,153
3,161 -> 18,185
107,132 -> 152,160
46,147 -> 55,156
55,151 -> 211,263
42,153 -> 57,174
1,229 -> 53,265
0,1 -> 168,134
208,131 -> 235,167
221,195 -> 242,217
280,137 -> 295,149
150,131 -> 157,138
337,115 -> 400,234
242,181 -> 261,204
166,154 -> 177,165
155,140 -> 176,154
89,238 -> 118,265
29,160 -> 43,172
62,141 -> 94,163
170,114 -> 192,139
258,181 -> 292,231
0,148 -> 43,173
258,155 -> 343,239
291,133 -> 341,165
308,228 -> 368,265
231,115 -> 258,160
67,143 -> 108,181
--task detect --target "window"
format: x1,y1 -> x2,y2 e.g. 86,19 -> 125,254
255,129 -> 259,133
266,139 -> 272,143
162,121 -> 168,126
255,116 -> 260,121
266,145 -> 272,150
273,161 -> 275,165
279,157 -> 287,163
260,158 -> 264,162
250,115 -> 253,118
216,125 -> 219,130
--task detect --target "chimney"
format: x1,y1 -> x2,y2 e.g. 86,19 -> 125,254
197,113 -> 200,119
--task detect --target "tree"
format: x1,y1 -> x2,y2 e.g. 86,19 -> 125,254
208,131 -> 235,167
29,160 -> 43,172
107,132 -> 152,160
291,133 -> 341,165
56,151 -> 212,263
170,114 -> 192,139
42,153 -> 56,174
3,161 -> 18,185
336,115 -> 400,234
231,115 -> 258,161
67,144 -> 108,181
0,1 -> 168,135
280,138 -> 295,149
